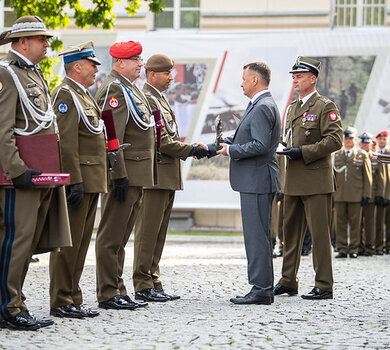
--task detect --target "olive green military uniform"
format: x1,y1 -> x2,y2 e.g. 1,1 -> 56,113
271,154 -> 285,253
95,71 -> 157,303
360,151 -> 385,254
279,91 -> 343,292
133,82 -> 192,292
49,77 -> 107,308
0,52 -> 71,319
333,149 -> 372,255
380,147 -> 390,251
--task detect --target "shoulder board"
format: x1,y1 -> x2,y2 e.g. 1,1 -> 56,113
319,96 -> 331,104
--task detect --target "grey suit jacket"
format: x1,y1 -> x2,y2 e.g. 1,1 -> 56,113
210,91 -> 281,194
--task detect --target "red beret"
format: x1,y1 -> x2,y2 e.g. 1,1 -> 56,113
376,130 -> 389,138
109,41 -> 142,59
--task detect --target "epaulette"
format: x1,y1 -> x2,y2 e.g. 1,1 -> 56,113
319,96 -> 330,104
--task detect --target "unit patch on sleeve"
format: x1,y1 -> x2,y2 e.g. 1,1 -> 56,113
58,103 -> 68,114
109,97 -> 119,108
329,112 -> 337,121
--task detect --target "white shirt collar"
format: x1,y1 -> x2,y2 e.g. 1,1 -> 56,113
66,76 -> 87,93
145,81 -> 162,97
251,89 -> 269,103
10,49 -> 34,66
300,90 -> 317,106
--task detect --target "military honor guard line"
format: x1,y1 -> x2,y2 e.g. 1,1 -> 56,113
0,15 -> 389,332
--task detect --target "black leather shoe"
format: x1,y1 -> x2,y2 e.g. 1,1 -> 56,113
349,253 -> 358,259
74,304 -> 99,318
123,295 -> 148,308
135,288 -> 170,302
363,251 -> 373,256
273,283 -> 298,296
50,304 -> 85,318
301,248 -> 311,256
384,249 -> 390,255
335,252 -> 347,258
375,250 -> 384,255
301,287 -> 333,300
230,293 -> 273,305
1,311 -> 41,331
155,289 -> 180,301
98,295 -> 137,310
25,310 -> 54,327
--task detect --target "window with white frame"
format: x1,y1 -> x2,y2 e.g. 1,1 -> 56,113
333,0 -> 386,27
155,0 -> 200,29
0,0 -> 16,28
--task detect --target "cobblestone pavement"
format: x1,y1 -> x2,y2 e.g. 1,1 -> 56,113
1,236 -> 390,350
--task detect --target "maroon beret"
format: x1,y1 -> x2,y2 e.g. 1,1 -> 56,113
376,130 -> 389,138
109,41 -> 142,59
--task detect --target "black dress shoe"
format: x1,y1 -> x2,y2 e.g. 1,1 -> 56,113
301,287 -> 333,300
50,304 -> 85,318
375,250 -> 384,255
155,289 -> 180,301
1,311 -> 41,331
98,295 -> 137,310
349,253 -> 358,259
384,249 -> 390,255
230,293 -> 273,305
30,256 -> 39,263
273,283 -> 298,296
74,304 -> 99,317
135,288 -> 170,302
335,252 -> 347,258
301,248 -> 311,256
123,295 -> 148,308
25,310 -> 54,327
363,251 -> 373,256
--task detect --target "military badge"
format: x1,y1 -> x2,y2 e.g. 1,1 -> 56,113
303,111 -> 317,121
329,112 -> 337,121
33,97 -> 41,107
305,130 -> 311,136
58,103 -> 68,113
109,97 -> 119,108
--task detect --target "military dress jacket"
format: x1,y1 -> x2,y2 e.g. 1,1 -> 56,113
52,77 -> 107,194
368,150 -> 385,202
283,92 -> 343,196
95,70 -> 157,187
142,82 -> 192,190
333,148 -> 372,202
0,52 -> 55,179
379,146 -> 390,200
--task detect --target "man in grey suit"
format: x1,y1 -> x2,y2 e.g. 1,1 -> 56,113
209,62 -> 281,305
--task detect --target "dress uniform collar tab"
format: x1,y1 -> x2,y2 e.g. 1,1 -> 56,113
9,49 -> 34,67
145,81 -> 162,97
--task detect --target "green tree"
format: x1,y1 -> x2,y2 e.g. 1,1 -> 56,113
9,0 -> 164,89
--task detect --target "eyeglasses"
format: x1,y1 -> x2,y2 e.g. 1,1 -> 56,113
128,56 -> 143,62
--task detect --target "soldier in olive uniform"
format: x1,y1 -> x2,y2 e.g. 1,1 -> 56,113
0,16 -> 71,331
49,42 -> 107,319
271,154 -> 285,257
133,54 -> 208,302
94,41 -> 154,309
333,127 -> 372,258
375,130 -> 390,254
359,133 -> 385,256
275,56 -> 343,300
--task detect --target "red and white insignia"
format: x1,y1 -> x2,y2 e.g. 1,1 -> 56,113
329,112 -> 337,121
109,97 -> 119,108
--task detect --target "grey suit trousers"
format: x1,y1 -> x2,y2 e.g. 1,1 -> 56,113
240,192 -> 274,296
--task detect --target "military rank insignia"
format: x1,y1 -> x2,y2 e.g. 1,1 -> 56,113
329,112 -> 337,121
109,97 -> 119,108
58,103 -> 68,113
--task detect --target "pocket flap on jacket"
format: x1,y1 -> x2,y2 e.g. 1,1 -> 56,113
79,155 -> 101,165
124,150 -> 151,161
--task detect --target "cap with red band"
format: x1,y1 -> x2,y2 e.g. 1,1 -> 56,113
109,41 -> 142,59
